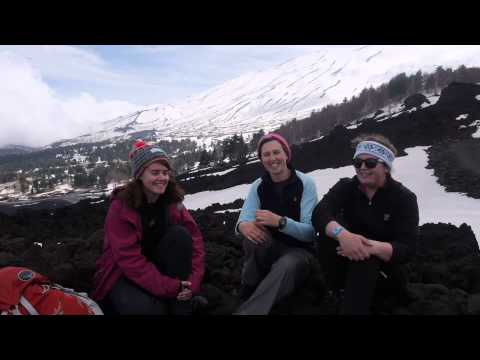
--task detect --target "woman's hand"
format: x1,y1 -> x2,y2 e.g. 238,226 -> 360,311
362,240 -> 393,262
336,231 -> 373,261
177,280 -> 193,301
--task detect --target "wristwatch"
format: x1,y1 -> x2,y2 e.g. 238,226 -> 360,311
332,226 -> 344,239
278,216 -> 287,230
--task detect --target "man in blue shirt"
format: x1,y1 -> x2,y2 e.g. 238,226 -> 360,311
234,133 -> 318,315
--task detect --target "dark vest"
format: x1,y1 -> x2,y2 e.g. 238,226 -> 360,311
257,167 -> 309,248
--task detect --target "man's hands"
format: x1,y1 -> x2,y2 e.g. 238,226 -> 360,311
238,210 -> 285,245
254,210 -> 282,229
238,221 -> 273,245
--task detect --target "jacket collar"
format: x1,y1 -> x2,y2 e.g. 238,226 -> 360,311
261,163 -> 298,186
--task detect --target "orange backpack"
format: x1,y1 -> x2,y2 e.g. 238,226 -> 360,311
0,267 -> 103,315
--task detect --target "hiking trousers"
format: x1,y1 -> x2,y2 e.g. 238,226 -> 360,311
317,234 -> 407,315
235,236 -> 313,315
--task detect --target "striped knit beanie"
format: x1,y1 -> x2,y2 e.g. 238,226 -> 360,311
129,140 -> 170,179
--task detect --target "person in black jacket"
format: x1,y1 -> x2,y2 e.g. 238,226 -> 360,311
312,134 -> 419,314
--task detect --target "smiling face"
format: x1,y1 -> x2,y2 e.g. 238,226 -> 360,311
260,139 -> 289,180
354,154 -> 388,189
139,161 -> 170,201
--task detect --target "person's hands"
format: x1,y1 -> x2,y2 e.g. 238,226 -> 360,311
255,210 -> 282,228
238,221 -> 272,245
336,231 -> 373,261
177,281 -> 192,301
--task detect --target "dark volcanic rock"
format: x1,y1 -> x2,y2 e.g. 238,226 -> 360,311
0,237 -> 28,256
436,82 -> 480,112
0,252 -> 23,268
467,294 -> 480,314
403,93 -> 430,110
1,197 -> 479,315
427,139 -> 480,199
404,283 -> 469,315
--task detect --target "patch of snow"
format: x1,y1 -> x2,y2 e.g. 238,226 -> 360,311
214,209 -> 242,214
472,121 -> 480,138
14,201 -> 40,207
90,199 -> 105,204
309,136 -> 324,142
189,166 -> 213,174
468,120 -> 480,127
184,183 -> 252,211
208,168 -> 237,176
106,181 -> 128,193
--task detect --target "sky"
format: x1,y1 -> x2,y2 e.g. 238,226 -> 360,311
1,45 -> 480,149
184,146 -> 480,244
0,45 -> 340,148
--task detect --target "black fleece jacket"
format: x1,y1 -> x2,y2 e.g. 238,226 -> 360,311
312,175 -> 419,264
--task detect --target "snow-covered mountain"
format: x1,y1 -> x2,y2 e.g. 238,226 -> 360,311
52,45 -> 480,147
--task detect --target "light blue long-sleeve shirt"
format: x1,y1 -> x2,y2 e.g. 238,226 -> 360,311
235,170 -> 318,243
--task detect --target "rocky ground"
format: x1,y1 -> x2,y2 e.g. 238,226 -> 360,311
1,197 -> 480,315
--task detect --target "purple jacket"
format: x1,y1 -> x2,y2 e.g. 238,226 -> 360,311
90,195 -> 205,301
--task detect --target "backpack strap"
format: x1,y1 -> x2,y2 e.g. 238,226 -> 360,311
19,296 -> 39,315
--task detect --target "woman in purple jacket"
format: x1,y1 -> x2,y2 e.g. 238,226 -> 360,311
91,140 -> 205,315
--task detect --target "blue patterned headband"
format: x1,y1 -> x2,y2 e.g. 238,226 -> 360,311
353,141 -> 395,168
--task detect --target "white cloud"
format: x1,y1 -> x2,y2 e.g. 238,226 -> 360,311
0,45 -> 110,83
0,52 -> 139,147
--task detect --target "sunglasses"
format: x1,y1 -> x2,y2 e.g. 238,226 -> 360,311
352,158 -> 384,169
